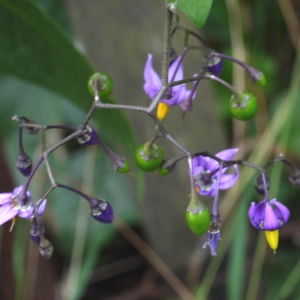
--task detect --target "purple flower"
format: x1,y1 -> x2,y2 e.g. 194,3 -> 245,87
193,148 -> 239,197
143,54 -> 196,107
248,199 -> 290,231
0,186 -> 46,226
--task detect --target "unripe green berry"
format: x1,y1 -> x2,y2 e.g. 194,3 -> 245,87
135,143 -> 164,172
87,72 -> 113,98
186,202 -> 211,236
230,91 -> 258,121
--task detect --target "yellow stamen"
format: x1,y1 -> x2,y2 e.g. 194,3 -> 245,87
157,102 -> 170,120
265,230 -> 279,253
195,187 -> 199,193
9,216 -> 19,232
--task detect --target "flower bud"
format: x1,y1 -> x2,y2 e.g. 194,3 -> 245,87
254,174 -> 270,195
39,239 -> 54,259
16,152 -> 32,176
30,221 -> 45,245
207,56 -> 223,77
90,198 -> 114,223
20,117 -> 39,134
289,169 -> 300,186
77,125 -> 99,145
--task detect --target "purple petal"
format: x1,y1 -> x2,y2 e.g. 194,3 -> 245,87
208,148 -> 239,171
0,204 -> 18,225
216,148 -> 239,161
263,202 -> 281,230
218,166 -> 239,190
199,186 -> 217,197
193,156 -> 212,172
38,200 -> 47,216
168,55 -> 184,84
162,85 -> 184,106
248,201 -> 266,229
0,193 -> 12,205
143,54 -> 161,100
270,199 -> 290,224
18,204 -> 34,219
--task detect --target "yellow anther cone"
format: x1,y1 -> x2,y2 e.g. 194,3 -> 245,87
265,230 -> 279,253
157,102 -> 171,120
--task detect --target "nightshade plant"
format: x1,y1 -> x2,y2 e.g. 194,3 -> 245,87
1,1 -> 298,261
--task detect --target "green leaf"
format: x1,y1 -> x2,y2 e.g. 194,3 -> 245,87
0,0 -> 135,154
177,0 -> 213,28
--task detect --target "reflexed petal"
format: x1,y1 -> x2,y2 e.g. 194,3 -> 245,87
270,199 -> 290,224
216,148 -> 239,160
248,202 -> 261,229
248,201 -> 267,229
12,186 -> 23,196
38,200 -> 47,216
169,55 -> 184,84
0,204 -> 18,225
218,168 -> 239,190
0,193 -> 12,205
263,202 -> 281,230
143,54 -> 161,99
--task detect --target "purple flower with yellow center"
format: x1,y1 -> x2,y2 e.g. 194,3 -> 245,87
248,199 -> 290,252
0,186 -> 46,226
193,148 -> 239,197
143,54 -> 196,120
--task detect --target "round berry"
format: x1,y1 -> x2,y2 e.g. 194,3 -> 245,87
87,72 -> 113,98
230,91 -> 258,121
135,143 -> 164,172
186,204 -> 211,236
117,160 -> 130,173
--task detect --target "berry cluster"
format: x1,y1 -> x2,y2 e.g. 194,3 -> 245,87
1,4 -> 298,259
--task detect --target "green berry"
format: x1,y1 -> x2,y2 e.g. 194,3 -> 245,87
87,72 -> 113,98
186,202 -> 211,236
254,73 -> 266,87
135,143 -> 164,172
117,160 -> 130,173
230,91 -> 258,121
